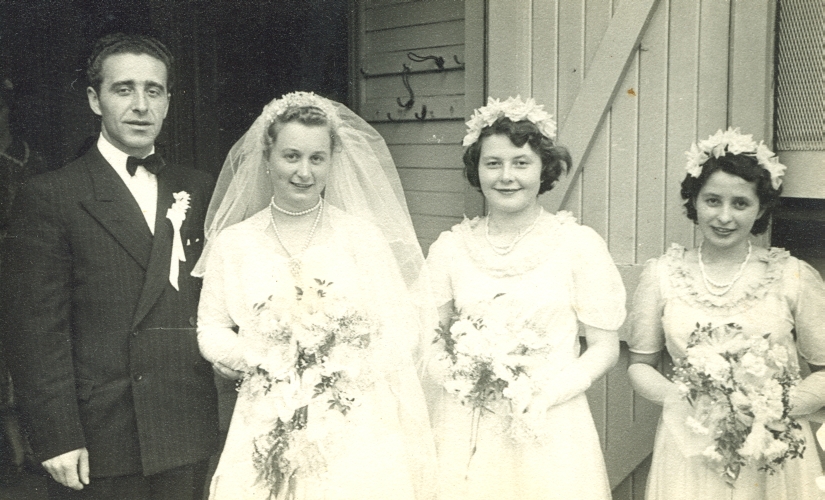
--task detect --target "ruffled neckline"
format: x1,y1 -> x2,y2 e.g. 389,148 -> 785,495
664,243 -> 789,314
452,210 -> 578,278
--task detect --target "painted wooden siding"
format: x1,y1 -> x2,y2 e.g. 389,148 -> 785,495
487,0 -> 775,497
356,0 -> 478,253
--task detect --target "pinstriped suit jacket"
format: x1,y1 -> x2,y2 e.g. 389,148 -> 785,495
1,145 -> 219,477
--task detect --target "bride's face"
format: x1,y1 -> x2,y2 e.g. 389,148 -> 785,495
267,121 -> 332,211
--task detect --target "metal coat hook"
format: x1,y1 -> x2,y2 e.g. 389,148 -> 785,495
386,112 -> 396,122
396,64 -> 414,109
415,104 -> 428,121
407,52 -> 445,71
453,55 -> 465,67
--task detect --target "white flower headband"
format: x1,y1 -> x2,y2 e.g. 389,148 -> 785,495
262,91 -> 340,129
685,127 -> 786,190
462,96 -> 557,147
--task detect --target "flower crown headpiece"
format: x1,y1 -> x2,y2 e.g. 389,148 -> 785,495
685,127 -> 786,190
462,96 -> 557,147
262,91 -> 340,129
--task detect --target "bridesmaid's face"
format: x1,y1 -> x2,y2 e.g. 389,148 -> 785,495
267,121 -> 332,212
477,134 -> 542,215
695,170 -> 765,251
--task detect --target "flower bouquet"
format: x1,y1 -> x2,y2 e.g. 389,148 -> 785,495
242,279 -> 378,496
434,295 -> 562,444
671,322 -> 805,486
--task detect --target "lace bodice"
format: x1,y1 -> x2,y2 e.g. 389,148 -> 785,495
427,210 -> 626,364
629,243 -> 825,366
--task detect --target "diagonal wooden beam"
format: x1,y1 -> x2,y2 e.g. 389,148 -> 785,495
542,0 -> 662,213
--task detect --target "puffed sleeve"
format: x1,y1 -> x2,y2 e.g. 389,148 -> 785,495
570,225 -> 626,331
627,257 -> 666,354
425,231 -> 456,308
791,258 -> 825,366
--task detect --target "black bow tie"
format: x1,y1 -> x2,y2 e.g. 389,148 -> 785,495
126,153 -> 164,176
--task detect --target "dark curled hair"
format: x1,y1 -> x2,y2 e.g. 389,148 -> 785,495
87,33 -> 174,93
463,118 -> 572,195
680,152 -> 781,235
265,106 -> 338,153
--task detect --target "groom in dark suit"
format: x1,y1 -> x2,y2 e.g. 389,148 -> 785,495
1,34 -> 218,499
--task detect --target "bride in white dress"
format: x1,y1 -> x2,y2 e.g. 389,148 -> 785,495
424,97 -> 626,499
192,92 -> 437,500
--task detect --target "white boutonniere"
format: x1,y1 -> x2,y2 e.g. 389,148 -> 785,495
166,191 -> 190,290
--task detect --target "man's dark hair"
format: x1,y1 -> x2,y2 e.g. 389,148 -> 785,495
86,33 -> 174,93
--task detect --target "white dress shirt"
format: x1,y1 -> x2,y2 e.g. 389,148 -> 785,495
97,135 -> 158,234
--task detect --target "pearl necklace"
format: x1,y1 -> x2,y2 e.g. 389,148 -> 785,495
698,240 -> 752,296
269,198 -> 324,277
270,196 -> 322,216
484,207 -> 543,255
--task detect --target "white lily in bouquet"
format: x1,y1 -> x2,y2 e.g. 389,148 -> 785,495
433,294 -> 569,447
671,322 -> 805,487
239,278 -> 379,497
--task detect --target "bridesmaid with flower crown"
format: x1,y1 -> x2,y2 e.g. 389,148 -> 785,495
628,128 -> 825,499
424,96 -> 626,500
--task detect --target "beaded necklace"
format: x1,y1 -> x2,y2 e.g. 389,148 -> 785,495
269,197 -> 323,277
698,240 -> 752,296
270,196 -> 322,216
484,207 -> 543,255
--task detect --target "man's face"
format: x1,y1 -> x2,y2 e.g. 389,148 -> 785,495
87,52 -> 169,157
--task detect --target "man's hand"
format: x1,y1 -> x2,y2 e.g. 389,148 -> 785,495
42,447 -> 89,490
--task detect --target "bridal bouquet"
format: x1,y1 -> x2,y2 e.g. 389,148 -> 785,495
434,296 -> 559,441
672,322 -> 805,486
242,279 -> 378,496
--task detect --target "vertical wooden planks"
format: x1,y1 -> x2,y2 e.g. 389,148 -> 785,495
729,0 -> 774,142
664,0 -> 700,249
636,0 -> 669,263
487,0 -> 533,98
608,53 -> 639,263
532,0 -> 559,116
696,0 -> 731,136
557,0 -> 585,124
581,128 -> 611,234
463,0 -> 487,221
555,0 -> 585,218
580,0 -> 613,236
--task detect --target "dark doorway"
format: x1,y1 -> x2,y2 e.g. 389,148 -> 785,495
0,0 -> 350,177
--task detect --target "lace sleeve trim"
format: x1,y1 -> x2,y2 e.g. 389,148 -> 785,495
665,243 -> 789,314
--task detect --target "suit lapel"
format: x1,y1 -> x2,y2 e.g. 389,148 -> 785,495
80,148 -> 154,269
131,169 -> 177,330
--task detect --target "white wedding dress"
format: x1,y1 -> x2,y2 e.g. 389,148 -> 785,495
425,211 -> 626,500
198,206 -> 435,500
629,244 -> 825,500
